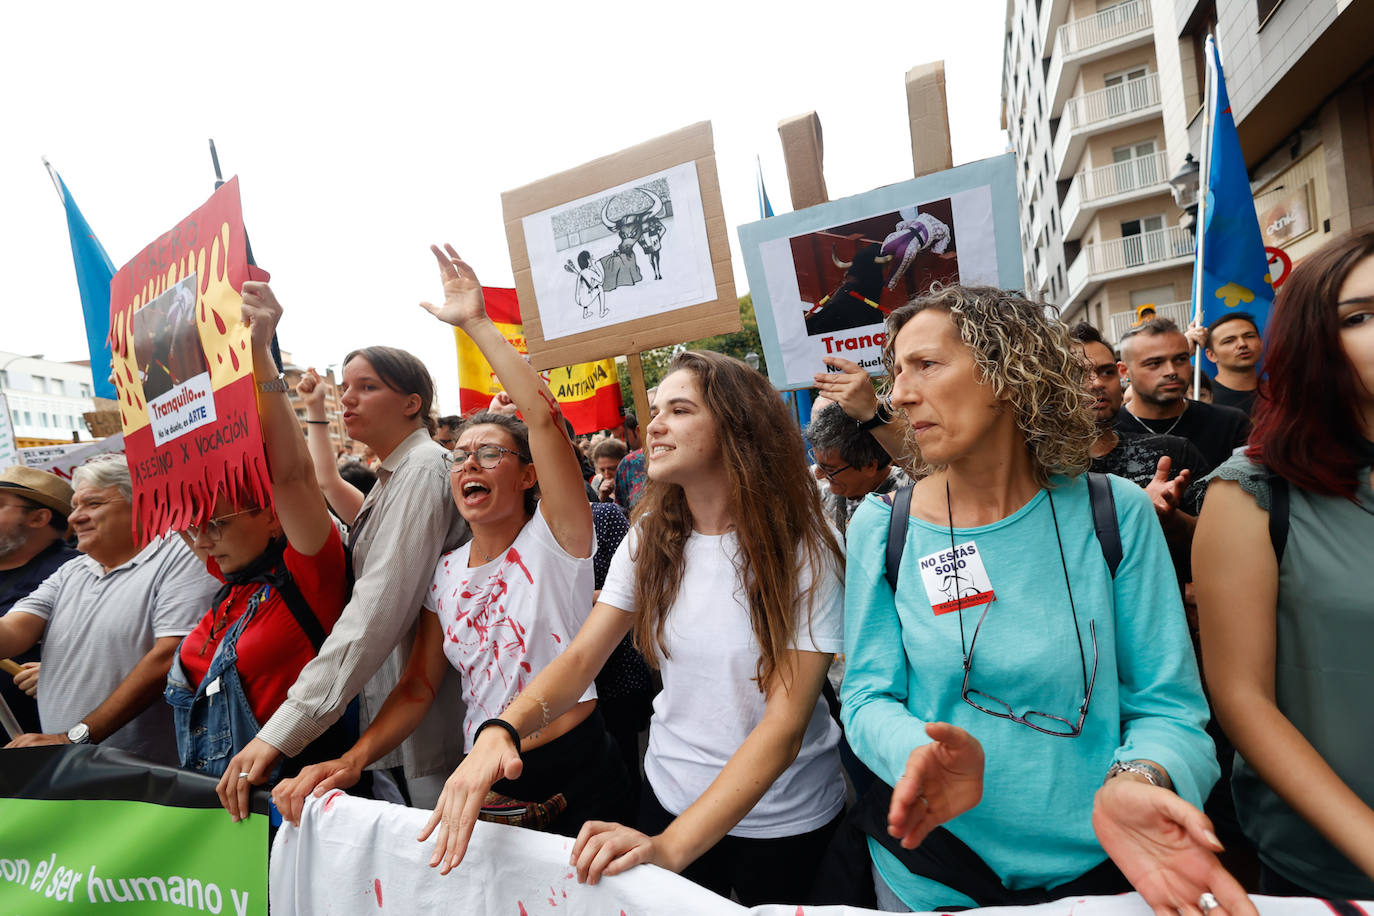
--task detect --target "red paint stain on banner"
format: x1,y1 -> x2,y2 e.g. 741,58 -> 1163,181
322,789 -> 344,813
374,878 -> 383,907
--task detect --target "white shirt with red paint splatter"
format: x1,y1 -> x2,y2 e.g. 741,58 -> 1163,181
600,527 -> 846,839
424,506 -> 597,751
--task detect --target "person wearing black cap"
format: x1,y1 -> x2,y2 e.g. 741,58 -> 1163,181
0,466 -> 78,734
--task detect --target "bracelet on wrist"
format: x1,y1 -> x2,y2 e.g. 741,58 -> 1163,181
305,420 -> 329,425
857,400 -> 893,431
473,718 -> 522,759
1104,759 -> 1170,789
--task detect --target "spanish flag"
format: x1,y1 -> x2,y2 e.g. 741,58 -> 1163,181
456,287 -> 623,435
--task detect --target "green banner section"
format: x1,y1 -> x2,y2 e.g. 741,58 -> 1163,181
0,797 -> 266,914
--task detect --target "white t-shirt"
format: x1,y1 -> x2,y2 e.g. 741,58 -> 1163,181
424,507 -> 596,751
600,527 -> 846,838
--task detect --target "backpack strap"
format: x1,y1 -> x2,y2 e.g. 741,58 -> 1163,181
884,485 -> 915,592
1086,472 -> 1122,579
1268,473 -> 1290,565
883,477 -> 1121,589
269,567 -> 329,653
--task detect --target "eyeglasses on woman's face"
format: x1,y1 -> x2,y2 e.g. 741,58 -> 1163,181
185,509 -> 259,541
449,444 -> 530,471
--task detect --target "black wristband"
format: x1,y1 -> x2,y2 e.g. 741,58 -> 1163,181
858,401 -> 893,431
473,718 -> 522,758
305,420 -> 328,425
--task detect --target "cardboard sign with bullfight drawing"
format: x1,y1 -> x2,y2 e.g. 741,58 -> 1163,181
501,121 -> 740,371
739,154 -> 1022,390
109,178 -> 272,542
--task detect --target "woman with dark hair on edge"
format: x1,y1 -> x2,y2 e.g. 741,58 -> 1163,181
841,285 -> 1250,914
217,323 -> 469,820
274,245 -> 629,844
1194,230 -> 1374,897
406,301 -> 847,905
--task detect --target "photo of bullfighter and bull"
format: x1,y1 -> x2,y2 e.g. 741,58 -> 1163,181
791,198 -> 958,336
131,273 -> 209,403
523,159 -> 718,342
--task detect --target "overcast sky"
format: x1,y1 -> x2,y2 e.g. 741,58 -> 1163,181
1,1 -> 1010,415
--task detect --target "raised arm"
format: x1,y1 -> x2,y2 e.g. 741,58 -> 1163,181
298,368 -> 364,524
811,356 -> 917,476
241,282 -> 335,556
420,244 -> 592,558
1196,479 -> 1374,879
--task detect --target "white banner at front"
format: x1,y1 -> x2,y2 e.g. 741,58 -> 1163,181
269,791 -> 1360,916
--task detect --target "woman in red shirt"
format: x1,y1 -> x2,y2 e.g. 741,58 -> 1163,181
165,281 -> 348,809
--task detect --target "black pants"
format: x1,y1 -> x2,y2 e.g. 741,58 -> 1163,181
638,781 -> 842,906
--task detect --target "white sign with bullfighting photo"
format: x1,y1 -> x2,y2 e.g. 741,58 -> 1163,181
739,154 -> 1023,390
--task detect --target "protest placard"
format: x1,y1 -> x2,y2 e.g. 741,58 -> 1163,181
108,178 -> 271,541
739,154 -> 1021,390
501,121 -> 739,372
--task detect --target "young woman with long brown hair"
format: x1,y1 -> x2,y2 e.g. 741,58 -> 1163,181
410,342 -> 847,905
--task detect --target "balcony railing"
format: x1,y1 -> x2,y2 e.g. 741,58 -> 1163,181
1056,0 -> 1152,57
1070,150 -> 1169,204
1109,300 -> 1193,342
1069,226 -> 1195,291
1064,73 -> 1160,131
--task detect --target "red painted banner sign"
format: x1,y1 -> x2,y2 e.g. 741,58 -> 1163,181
108,178 -> 272,542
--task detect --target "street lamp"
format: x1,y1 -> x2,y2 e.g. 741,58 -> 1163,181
1168,153 -> 1201,236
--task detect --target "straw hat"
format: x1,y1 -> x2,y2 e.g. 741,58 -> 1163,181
0,466 -> 74,518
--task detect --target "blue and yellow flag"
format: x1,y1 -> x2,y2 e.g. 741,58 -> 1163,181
1193,36 -> 1273,373
46,162 -> 117,399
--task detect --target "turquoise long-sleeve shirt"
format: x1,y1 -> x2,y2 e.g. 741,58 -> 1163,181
841,473 -> 1217,910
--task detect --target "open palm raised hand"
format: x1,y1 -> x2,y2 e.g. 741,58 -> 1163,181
420,243 -> 486,328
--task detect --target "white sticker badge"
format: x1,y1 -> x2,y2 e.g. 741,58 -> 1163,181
917,540 -> 995,615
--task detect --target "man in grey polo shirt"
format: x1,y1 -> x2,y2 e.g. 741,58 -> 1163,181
0,456 -> 215,764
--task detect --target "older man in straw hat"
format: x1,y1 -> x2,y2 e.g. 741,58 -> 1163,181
0,466 -> 78,734
0,456 -> 214,761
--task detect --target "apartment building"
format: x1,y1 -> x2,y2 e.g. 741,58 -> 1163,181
0,352 -> 98,447
1005,0 -> 1195,342
1006,0 -> 1374,343
1158,0 -> 1374,264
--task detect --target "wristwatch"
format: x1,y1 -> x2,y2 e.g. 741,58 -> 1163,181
1105,759 -> 1169,789
257,375 -> 290,393
66,722 -> 92,745
857,401 -> 893,431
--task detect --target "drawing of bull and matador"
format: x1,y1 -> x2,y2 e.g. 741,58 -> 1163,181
555,181 -> 672,321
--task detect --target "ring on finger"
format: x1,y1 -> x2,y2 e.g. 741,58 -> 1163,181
1198,893 -> 1220,913
917,793 -> 930,810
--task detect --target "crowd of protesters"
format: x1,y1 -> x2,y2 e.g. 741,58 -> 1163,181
1,229 -> 1372,911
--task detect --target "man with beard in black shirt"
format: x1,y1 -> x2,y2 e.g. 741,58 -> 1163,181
1070,323 -> 1203,558
1113,317 -> 1249,473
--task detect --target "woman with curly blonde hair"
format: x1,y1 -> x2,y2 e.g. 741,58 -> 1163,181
840,286 -> 1250,915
